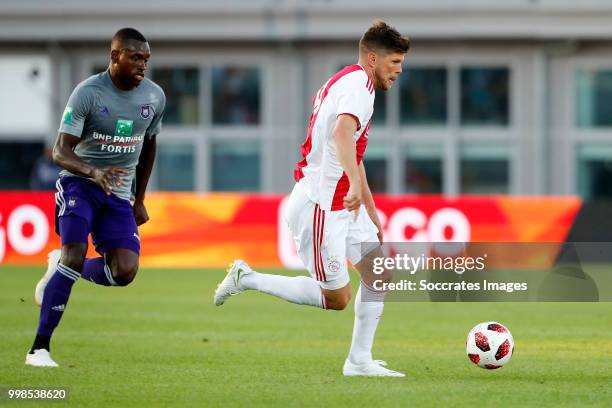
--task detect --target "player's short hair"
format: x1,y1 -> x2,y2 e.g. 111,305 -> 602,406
112,28 -> 147,46
359,21 -> 410,55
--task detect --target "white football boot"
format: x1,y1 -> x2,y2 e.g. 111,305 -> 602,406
34,249 -> 61,307
214,260 -> 253,306
25,349 -> 58,368
343,358 -> 405,377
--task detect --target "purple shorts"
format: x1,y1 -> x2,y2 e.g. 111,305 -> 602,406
54,176 -> 140,255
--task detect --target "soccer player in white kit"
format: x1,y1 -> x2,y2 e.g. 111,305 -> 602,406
215,21 -> 410,377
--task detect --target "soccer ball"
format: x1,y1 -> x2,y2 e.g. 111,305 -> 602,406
466,322 -> 514,369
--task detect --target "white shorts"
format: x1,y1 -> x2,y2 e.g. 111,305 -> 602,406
284,182 -> 380,290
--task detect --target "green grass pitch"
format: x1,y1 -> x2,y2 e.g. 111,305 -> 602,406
1,267 -> 611,407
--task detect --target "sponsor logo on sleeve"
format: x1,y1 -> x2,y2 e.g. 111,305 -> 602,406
62,107 -> 73,124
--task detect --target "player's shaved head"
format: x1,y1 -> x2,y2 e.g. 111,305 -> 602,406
111,28 -> 147,50
109,28 -> 150,90
359,21 -> 410,55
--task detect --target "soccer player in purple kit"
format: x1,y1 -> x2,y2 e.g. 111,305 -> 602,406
25,28 -> 165,367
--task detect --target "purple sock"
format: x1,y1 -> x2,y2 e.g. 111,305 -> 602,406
37,263 -> 80,337
81,257 -> 117,286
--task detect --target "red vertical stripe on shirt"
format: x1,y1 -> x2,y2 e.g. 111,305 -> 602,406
330,120 -> 372,210
294,64 -> 364,181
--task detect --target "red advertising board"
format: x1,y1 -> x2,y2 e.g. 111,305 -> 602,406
0,192 -> 581,268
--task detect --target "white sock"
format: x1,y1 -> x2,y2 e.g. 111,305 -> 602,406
348,283 -> 385,364
240,272 -> 326,309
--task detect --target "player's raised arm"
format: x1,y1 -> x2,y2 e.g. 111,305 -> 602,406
333,114 -> 362,212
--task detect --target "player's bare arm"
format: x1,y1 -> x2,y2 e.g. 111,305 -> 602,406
133,133 -> 157,226
52,132 -> 128,195
333,114 -> 362,213
358,161 -> 383,242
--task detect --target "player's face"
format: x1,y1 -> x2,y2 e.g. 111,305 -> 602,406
373,51 -> 404,91
115,41 -> 151,88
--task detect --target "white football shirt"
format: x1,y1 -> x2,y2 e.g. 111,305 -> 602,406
294,64 -> 375,211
